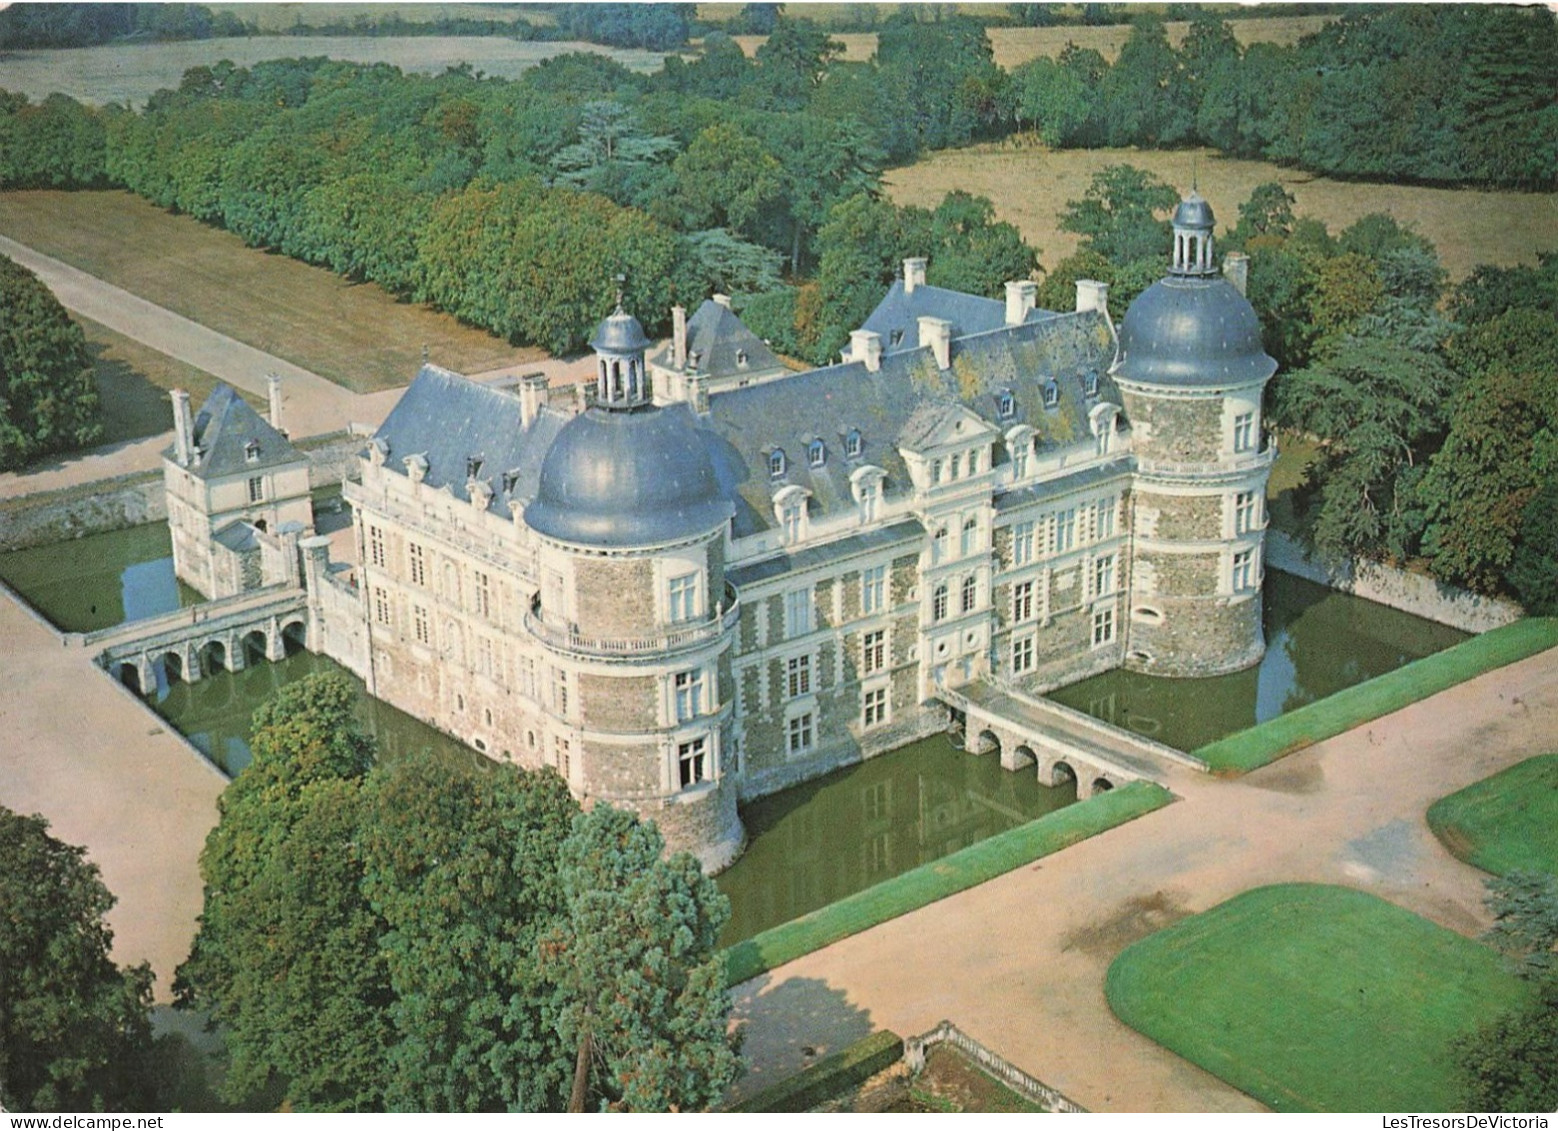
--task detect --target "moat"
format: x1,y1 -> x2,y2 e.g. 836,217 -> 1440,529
0,525 -> 1471,943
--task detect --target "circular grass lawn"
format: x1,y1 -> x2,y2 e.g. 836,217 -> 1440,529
1105,884 -> 1533,1112
1427,753 -> 1558,876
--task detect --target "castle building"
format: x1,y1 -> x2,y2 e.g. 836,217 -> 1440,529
174,192 -> 1275,871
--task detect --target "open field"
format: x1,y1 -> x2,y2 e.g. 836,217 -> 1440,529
1427,753 -> 1558,876
0,190 -> 539,393
886,142 -> 1558,282
78,316 -> 248,447
0,34 -> 668,107
205,3 -> 543,32
1105,884 -> 1533,1112
728,13 -> 1335,68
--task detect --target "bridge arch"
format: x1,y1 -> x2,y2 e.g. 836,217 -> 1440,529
115,661 -> 141,694
280,619 -> 307,656
241,629 -> 268,666
971,727 -> 1001,756
1002,742 -> 1036,771
198,639 -> 227,678
1044,759 -> 1076,789
1091,777 -> 1114,795
157,650 -> 184,685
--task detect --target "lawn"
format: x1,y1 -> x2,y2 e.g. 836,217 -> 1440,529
1105,884 -> 1534,1112
1427,754 -> 1558,877
886,142 -> 1558,283
0,190 -> 536,393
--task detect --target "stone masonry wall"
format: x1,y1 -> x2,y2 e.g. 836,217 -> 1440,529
574,556 -> 656,635
1118,391 -> 1222,464
579,671 -> 659,732
1125,591 -> 1263,677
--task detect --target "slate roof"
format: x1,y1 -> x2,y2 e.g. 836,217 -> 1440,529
728,519 -> 924,589
369,365 -> 566,520
648,299 -> 784,381
861,279 -> 1054,354
701,311 -> 1116,537
168,385 -> 306,480
1116,275 -> 1276,389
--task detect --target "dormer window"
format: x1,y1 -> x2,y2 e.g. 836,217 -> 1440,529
501,470 -> 519,495
808,439 -> 825,468
996,390 -> 1016,420
890,329 -> 904,347
769,449 -> 787,480
466,455 -> 484,479
845,429 -> 863,459
1043,380 -> 1060,410
1084,372 -> 1099,398
244,439 -> 261,463
736,349 -> 748,367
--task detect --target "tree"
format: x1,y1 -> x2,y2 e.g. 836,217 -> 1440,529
753,17 -> 843,111
1006,57 -> 1089,146
548,101 -> 677,194
667,122 -> 783,239
0,254 -> 100,470
0,806 -> 157,1112
542,806 -> 738,1112
1057,164 -> 1177,266
1100,16 -> 1193,147
873,13 -> 1002,155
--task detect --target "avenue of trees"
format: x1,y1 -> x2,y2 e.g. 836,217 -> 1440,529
176,674 -> 737,1112
0,253 -> 101,471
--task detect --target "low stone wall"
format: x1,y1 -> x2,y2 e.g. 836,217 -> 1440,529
1267,531 -> 1522,634
904,1021 -> 1086,1113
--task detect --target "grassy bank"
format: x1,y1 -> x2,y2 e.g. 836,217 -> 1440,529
723,779 -> 1173,987
1106,884 -> 1533,1112
1194,618 -> 1558,775
1427,753 -> 1558,876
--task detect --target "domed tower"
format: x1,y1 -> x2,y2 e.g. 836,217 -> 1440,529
1113,193 -> 1277,677
522,304 -> 744,871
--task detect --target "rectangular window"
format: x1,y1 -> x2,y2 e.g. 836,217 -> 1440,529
368,525 -> 385,569
1013,579 -> 1034,623
474,571 -> 491,618
674,668 -> 704,722
782,499 -> 804,544
247,475 -> 264,503
784,587 -> 814,638
678,737 -> 707,788
863,687 -> 888,728
477,635 -> 494,677
1055,508 -> 1076,554
787,712 -> 814,755
668,572 -> 698,623
858,481 -> 879,523
1235,491 -> 1259,535
1097,496 -> 1117,541
786,654 -> 812,699
1012,444 -> 1029,480
408,543 -> 426,587
554,736 -> 571,780
1233,548 -> 1255,591
1012,635 -> 1034,674
861,565 -> 886,615
413,603 -> 430,644
960,574 -> 977,614
1012,521 -> 1035,566
1093,554 -> 1115,597
960,515 -> 979,557
373,586 -> 392,626
862,629 -> 886,675
552,667 -> 569,716
1092,606 -> 1115,647
932,584 -> 949,622
1234,411 -> 1255,453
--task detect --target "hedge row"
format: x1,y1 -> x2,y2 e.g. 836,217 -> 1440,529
725,1030 -> 905,1114
722,780 -> 1174,988
1193,617 -> 1558,775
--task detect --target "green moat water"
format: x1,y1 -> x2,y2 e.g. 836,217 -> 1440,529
1,524 -> 1473,944
1048,572 -> 1469,751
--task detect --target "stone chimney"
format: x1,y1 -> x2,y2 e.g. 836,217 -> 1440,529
850,329 -> 883,373
686,371 -> 709,415
1005,280 -> 1037,326
519,372 -> 549,429
712,293 -> 731,309
903,257 -> 927,294
672,305 -> 688,370
918,317 -> 952,370
1076,279 -> 1110,315
171,388 -> 193,466
266,372 -> 284,434
1223,252 -> 1250,297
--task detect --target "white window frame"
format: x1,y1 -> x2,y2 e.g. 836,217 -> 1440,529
786,653 -> 813,699
862,685 -> 889,729
787,711 -> 815,757
668,571 -> 701,624
677,736 -> 709,788
862,628 -> 886,675
1013,579 -> 1034,623
1012,521 -> 1035,566
861,564 -> 886,615
1011,634 -> 1035,674
674,668 -> 705,722
784,586 -> 814,638
1091,605 -> 1115,647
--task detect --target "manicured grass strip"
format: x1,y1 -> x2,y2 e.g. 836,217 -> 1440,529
1195,617 -> 1558,774
726,1030 -> 904,1113
723,780 -> 1173,987
1427,753 -> 1558,876
1106,884 -> 1533,1113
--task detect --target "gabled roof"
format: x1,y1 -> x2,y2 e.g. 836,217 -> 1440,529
649,299 -> 784,381
700,310 -> 1116,537
168,385 -> 306,481
369,365 -> 566,520
898,402 -> 1000,454
861,279 -> 1053,354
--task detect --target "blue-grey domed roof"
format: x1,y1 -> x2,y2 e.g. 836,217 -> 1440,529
1173,192 -> 1215,230
590,308 -> 652,354
1115,275 -> 1276,388
524,403 -> 733,547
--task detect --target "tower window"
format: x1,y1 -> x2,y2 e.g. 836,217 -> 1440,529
808,439 -> 826,468
668,572 -> 699,623
1235,491 -> 1259,535
674,668 -> 705,722
678,737 -> 708,787
769,449 -> 787,480
1233,548 -> 1255,591
1234,412 -> 1255,453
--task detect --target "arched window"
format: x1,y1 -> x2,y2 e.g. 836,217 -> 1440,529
961,514 -> 979,556
769,449 -> 787,479
808,439 -> 826,468
961,574 -> 977,613
932,524 -> 949,563
932,583 -> 949,622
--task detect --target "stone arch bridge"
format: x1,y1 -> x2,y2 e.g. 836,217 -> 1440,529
938,679 -> 1205,798
86,585 -> 310,694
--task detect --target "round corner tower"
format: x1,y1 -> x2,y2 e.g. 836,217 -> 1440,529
521,305 -> 745,872
1112,193 -> 1277,678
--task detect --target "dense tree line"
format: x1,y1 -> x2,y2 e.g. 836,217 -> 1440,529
177,674 -> 737,1112
0,253 -> 100,471
0,3 -> 246,49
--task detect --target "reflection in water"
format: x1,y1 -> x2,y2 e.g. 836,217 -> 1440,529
0,523 -> 199,631
1049,571 -> 1470,751
149,650 -> 488,778
717,734 -> 1076,946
